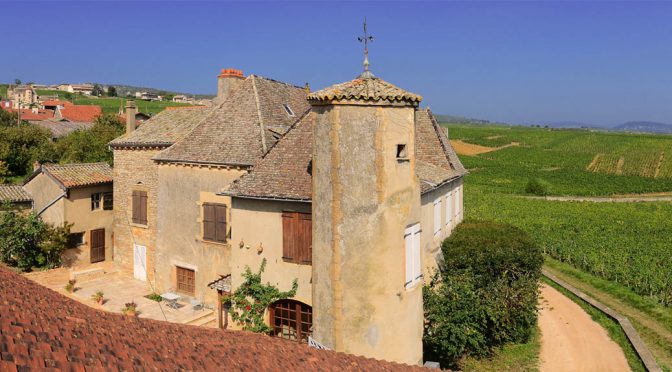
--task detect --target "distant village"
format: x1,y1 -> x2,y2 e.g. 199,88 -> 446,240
0,82 -> 210,139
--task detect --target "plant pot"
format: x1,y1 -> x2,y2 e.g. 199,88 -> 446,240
97,299 -> 104,306
125,310 -> 137,317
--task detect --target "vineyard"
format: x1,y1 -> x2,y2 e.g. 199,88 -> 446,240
443,123 -> 672,307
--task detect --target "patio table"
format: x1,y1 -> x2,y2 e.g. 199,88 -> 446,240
160,292 -> 181,309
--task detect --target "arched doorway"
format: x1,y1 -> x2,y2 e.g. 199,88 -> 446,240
269,299 -> 312,343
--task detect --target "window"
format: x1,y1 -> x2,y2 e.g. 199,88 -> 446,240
282,104 -> 295,117
282,211 -> 311,264
433,197 -> 441,235
132,190 -> 148,225
103,192 -> 113,211
176,266 -> 195,295
445,191 -> 453,226
270,300 -> 312,343
455,187 -> 462,219
91,193 -> 101,210
396,144 -> 408,161
203,203 -> 227,243
404,223 -> 422,289
67,232 -> 85,248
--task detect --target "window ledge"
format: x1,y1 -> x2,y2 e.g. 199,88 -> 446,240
130,222 -> 149,229
198,238 -> 230,247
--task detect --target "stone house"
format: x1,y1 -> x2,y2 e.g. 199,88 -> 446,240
22,163 -> 114,267
109,67 -> 465,365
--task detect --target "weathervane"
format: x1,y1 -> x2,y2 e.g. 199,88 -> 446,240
358,18 -> 375,79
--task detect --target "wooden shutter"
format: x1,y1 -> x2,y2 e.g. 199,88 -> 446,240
103,192 -> 113,210
433,198 -> 441,235
176,266 -> 195,295
282,212 -> 295,262
132,191 -> 140,223
203,204 -> 216,241
215,205 -> 227,243
139,191 -> 147,224
404,226 -> 413,288
413,225 -> 422,281
299,213 -> 312,264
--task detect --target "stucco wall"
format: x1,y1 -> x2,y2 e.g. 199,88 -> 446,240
23,172 -> 65,226
230,198 -> 313,309
155,164 -> 245,307
63,185 -> 114,267
112,148 -> 161,282
419,178 -> 464,278
312,104 -> 423,365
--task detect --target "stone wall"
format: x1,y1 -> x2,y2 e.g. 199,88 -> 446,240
112,147 -> 161,283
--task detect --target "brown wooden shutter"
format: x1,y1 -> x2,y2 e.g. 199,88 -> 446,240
282,212 -> 295,262
131,191 -> 140,223
215,205 -> 227,243
203,204 -> 216,241
299,213 -> 312,264
139,191 -> 148,224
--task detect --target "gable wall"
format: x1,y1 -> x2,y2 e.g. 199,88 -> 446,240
23,172 -> 65,226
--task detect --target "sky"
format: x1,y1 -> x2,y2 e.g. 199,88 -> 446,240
2,1 -> 672,125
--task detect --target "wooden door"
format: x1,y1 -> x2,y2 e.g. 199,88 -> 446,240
90,228 -> 105,263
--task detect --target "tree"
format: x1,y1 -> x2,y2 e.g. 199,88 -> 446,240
91,84 -> 104,96
0,208 -> 71,271
107,86 -> 117,97
0,121 -> 57,177
56,113 -> 124,164
14,79 -> 21,85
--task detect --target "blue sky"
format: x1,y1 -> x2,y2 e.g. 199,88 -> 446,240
2,1 -> 672,125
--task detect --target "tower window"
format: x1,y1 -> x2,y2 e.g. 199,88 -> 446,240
396,144 -> 408,160
283,104 -> 295,117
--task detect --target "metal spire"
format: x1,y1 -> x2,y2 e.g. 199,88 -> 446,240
358,18 -> 375,79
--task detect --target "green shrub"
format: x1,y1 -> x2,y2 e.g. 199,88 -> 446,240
423,220 -> 543,368
525,177 -> 550,196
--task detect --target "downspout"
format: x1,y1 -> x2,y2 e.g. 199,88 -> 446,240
36,191 -> 66,216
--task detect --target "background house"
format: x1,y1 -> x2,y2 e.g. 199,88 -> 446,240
23,163 -> 114,267
0,185 -> 33,211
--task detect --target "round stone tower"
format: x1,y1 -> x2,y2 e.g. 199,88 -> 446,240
308,75 -> 424,365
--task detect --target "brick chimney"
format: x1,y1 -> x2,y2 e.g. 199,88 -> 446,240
215,68 -> 244,104
125,100 -> 137,134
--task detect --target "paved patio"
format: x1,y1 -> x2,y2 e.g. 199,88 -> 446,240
24,267 -> 216,327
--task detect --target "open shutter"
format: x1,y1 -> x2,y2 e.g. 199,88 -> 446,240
139,191 -> 148,225
203,204 -> 216,241
433,198 -> 441,235
299,213 -> 312,264
404,226 -> 413,288
413,225 -> 422,281
215,205 -> 227,243
131,191 -> 140,223
446,192 -> 452,226
282,212 -> 295,261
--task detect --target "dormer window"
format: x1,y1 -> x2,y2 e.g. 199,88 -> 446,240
283,104 -> 295,117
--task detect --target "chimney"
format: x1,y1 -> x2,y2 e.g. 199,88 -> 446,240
125,100 -> 137,134
215,68 -> 245,103
33,161 -> 41,172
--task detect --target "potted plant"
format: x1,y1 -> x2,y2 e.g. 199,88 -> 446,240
122,302 -> 138,316
64,279 -> 76,293
91,291 -> 104,305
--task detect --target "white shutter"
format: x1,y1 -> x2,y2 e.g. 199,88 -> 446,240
433,198 -> 441,235
445,192 -> 452,226
404,226 -> 413,288
413,225 -> 422,281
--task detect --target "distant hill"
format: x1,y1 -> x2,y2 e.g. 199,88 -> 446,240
105,84 -> 214,100
434,114 -> 491,124
545,121 -> 604,129
612,121 -> 672,134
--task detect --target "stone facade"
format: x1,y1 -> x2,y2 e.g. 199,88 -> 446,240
112,147 -> 162,282
311,103 -> 423,365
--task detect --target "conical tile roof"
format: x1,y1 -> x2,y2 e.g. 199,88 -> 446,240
307,76 -> 422,105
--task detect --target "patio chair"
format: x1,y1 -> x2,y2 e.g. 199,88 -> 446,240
191,293 -> 204,314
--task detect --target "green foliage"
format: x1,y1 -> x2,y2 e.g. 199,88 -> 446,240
107,86 -> 117,97
0,160 -> 8,183
423,220 -> 542,368
228,258 -> 298,333
91,84 -> 104,96
144,293 -> 163,302
0,209 -> 71,271
0,121 -> 57,178
56,113 -> 124,164
525,178 -> 550,195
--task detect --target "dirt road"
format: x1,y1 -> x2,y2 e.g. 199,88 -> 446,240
539,284 -> 630,372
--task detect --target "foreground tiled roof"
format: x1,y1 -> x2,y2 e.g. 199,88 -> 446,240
307,77 -> 422,105
224,109 -> 464,201
109,106 -> 213,148
155,75 -> 310,166
26,163 -> 113,190
0,185 -> 31,203
30,120 -> 93,138
0,265 -> 421,371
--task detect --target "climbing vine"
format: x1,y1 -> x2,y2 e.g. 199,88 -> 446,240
226,258 -> 298,334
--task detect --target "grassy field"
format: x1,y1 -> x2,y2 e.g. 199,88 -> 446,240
448,124 -> 672,196
461,327 -> 540,372
35,90 -> 192,114
0,84 -> 7,99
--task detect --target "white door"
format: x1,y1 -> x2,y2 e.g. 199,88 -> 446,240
133,244 -> 147,281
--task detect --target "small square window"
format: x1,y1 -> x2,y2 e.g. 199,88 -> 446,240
67,232 -> 85,248
283,104 -> 295,117
91,193 -> 101,210
396,144 -> 408,160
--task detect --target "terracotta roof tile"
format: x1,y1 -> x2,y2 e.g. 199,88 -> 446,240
27,163 -> 113,189
224,109 -> 464,200
0,185 -> 31,203
2,107 -> 54,121
58,104 -> 102,123
308,77 -> 422,105
0,265 -> 421,371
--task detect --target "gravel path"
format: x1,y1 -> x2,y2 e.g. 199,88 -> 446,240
539,284 -> 630,372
